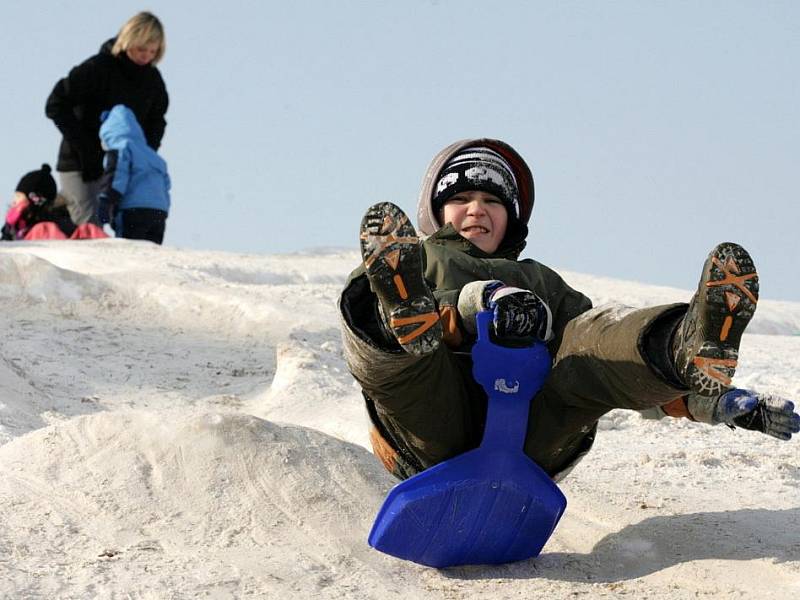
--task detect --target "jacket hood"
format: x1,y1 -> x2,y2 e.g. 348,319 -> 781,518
100,104 -> 147,150
416,138 -> 535,258
100,38 -> 115,55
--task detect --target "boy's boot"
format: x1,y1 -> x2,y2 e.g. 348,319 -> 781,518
359,202 -> 442,355
672,242 -> 759,396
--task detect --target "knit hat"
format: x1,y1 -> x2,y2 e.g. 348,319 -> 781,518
432,147 -> 519,219
16,164 -> 57,205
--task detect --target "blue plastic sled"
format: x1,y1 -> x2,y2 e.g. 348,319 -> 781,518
368,311 -> 567,568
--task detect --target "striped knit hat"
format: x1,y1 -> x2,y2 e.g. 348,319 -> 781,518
432,147 -> 519,219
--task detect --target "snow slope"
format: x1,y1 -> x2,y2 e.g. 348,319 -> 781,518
1,240 -> 799,599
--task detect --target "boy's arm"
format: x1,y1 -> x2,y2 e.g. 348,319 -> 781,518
688,390 -> 799,440
103,147 -> 132,197
456,280 -> 553,346
643,391 -> 799,441
97,148 -> 131,223
429,282 -> 554,350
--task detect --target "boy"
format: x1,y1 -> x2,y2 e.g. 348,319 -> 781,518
97,104 -> 170,244
339,139 -> 799,481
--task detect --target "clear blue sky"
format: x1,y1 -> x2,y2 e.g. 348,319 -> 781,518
3,1 -> 798,300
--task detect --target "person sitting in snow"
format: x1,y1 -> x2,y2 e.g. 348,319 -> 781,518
1,164 -> 77,241
338,138 -> 800,481
97,104 -> 171,244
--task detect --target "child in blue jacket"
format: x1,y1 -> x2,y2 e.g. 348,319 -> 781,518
97,104 -> 170,244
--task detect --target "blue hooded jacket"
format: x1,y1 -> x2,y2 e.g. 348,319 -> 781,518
99,104 -> 170,213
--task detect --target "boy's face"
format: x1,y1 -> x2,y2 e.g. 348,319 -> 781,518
440,190 -> 508,254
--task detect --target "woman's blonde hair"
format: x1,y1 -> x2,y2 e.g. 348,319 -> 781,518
111,12 -> 166,64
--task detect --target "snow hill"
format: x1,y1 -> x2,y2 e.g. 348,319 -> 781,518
1,240 -> 799,599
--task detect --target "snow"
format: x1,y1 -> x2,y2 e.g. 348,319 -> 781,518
1,239 -> 799,599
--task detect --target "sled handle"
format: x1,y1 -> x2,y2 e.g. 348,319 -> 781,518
472,311 -> 551,450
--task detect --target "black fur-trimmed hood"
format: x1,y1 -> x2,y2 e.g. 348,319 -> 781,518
415,138 -> 535,259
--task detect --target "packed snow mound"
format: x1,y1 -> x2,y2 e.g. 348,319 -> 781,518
0,358 -> 48,444
0,241 -> 355,337
0,410 -> 427,598
248,331 -> 366,444
0,251 -> 109,304
1,240 -> 799,598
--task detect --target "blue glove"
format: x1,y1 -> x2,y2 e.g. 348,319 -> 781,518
97,193 -> 115,225
714,389 -> 800,441
484,283 -> 552,347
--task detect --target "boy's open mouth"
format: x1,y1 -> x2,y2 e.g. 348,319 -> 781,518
461,226 -> 489,234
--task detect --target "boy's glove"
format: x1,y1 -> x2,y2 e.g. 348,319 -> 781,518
458,280 -> 553,347
97,193 -> 115,225
688,389 -> 800,441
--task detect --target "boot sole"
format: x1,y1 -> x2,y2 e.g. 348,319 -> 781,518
359,202 -> 442,355
685,242 -> 759,396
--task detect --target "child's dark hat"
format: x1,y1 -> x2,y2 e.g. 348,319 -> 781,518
432,148 -> 520,220
16,164 -> 57,204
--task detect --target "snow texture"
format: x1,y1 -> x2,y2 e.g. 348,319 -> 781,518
1,239 -> 799,599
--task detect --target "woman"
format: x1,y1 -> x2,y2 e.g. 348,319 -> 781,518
45,12 -> 168,226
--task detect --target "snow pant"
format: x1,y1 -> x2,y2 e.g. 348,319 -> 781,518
340,274 -> 688,480
113,208 -> 167,245
58,171 -> 102,226
24,222 -> 109,240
